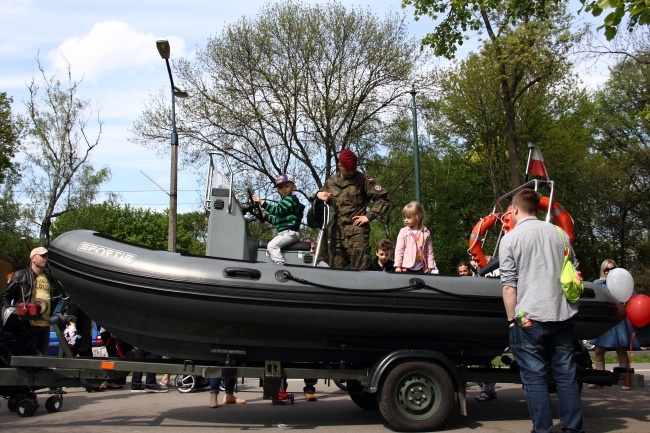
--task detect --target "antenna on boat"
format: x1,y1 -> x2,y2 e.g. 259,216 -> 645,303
140,171 -> 170,196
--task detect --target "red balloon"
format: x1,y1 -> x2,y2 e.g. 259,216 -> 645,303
626,294 -> 650,328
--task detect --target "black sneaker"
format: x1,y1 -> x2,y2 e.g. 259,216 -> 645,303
130,383 -> 146,393
144,383 -> 169,393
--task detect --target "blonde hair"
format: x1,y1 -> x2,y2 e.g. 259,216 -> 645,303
402,201 -> 425,229
600,259 -> 617,280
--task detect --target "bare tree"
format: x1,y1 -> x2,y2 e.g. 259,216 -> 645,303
21,55 -> 110,245
131,0 -> 426,201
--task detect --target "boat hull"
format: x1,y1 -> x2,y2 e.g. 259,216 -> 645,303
47,230 -> 625,366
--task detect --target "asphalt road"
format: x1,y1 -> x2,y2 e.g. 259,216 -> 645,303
2,366 -> 649,433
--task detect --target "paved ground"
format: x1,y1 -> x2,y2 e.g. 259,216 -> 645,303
1,366 -> 649,432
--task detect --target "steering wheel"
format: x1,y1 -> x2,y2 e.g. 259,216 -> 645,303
246,188 -> 265,221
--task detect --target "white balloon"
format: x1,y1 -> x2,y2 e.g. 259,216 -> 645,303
606,268 -> 635,303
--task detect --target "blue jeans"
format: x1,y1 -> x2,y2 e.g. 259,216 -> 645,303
130,349 -> 161,385
509,319 -> 584,433
210,377 -> 236,394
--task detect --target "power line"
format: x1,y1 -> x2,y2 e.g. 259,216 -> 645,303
98,189 -> 201,193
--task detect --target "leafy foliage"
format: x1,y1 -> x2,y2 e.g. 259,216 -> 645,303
580,0 -> 650,40
401,0 -> 563,59
51,202 -> 208,255
0,92 -> 21,184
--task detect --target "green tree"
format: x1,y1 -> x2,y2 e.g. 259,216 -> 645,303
20,56 -> 110,246
0,92 -> 21,184
584,56 -> 650,291
131,0 -> 424,204
404,1 -> 582,188
51,201 -> 209,256
580,0 -> 650,40
0,171 -> 30,267
401,0 -> 562,59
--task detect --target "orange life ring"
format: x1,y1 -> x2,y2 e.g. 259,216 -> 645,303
539,196 -> 575,243
468,213 -> 502,268
502,206 -> 515,234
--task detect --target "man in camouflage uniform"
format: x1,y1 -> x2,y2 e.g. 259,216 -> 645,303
315,149 -> 390,270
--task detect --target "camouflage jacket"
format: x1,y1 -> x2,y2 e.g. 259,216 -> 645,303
318,171 -> 390,238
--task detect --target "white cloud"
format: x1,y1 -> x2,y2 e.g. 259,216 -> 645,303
47,21 -> 186,81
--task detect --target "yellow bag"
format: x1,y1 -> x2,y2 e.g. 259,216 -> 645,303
555,226 -> 584,303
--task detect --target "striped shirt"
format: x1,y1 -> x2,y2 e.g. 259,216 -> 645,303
262,195 -> 304,232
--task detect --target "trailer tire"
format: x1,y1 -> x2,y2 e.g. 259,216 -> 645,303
8,396 -> 19,412
45,395 -> 63,412
379,361 -> 454,432
16,398 -> 37,417
347,380 -> 379,410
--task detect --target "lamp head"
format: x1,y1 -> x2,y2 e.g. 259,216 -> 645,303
173,85 -> 189,98
156,40 -> 171,59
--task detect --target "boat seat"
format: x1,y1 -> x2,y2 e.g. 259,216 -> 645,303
258,239 -> 311,251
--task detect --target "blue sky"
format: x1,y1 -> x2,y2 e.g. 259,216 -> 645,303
1,0 -> 610,214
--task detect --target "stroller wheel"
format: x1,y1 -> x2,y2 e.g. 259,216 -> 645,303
17,398 -> 37,417
174,374 -> 197,393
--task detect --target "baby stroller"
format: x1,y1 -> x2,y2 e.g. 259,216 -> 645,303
0,328 -> 64,416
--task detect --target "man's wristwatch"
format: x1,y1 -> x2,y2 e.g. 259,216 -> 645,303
507,319 -> 515,328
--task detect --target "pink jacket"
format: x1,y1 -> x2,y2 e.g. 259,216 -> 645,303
394,226 -> 436,271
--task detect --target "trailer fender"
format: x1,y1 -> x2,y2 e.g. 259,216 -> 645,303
367,349 -> 468,416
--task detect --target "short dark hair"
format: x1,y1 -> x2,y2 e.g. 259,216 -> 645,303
376,238 -> 393,252
457,261 -> 469,270
512,189 -> 540,215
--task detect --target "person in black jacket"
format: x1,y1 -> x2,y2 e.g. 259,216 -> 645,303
2,247 -> 64,355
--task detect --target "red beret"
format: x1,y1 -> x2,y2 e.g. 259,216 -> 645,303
339,149 -> 357,169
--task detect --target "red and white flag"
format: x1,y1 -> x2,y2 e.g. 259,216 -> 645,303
527,146 -> 548,179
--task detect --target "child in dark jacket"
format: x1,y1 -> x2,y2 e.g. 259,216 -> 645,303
368,239 -> 395,272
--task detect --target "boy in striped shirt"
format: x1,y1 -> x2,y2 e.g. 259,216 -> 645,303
253,174 -> 305,264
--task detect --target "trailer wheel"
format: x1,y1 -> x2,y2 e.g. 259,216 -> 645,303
16,399 -> 37,417
347,380 -> 379,410
45,395 -> 63,412
379,361 -> 454,432
8,396 -> 19,412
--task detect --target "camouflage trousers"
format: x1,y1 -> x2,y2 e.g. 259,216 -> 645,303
329,231 -> 370,270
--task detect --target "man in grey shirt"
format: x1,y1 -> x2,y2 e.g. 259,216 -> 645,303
499,188 -> 583,433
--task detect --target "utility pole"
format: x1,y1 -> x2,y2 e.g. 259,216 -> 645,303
410,84 -> 421,203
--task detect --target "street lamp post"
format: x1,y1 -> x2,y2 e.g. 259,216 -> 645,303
156,40 -> 188,253
409,84 -> 421,203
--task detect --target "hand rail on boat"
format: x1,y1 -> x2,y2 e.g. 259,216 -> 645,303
204,152 -> 234,214
483,179 -> 555,261
313,203 -> 330,267
491,179 -> 555,223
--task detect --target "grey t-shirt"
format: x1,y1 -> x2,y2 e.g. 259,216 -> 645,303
499,216 -> 578,322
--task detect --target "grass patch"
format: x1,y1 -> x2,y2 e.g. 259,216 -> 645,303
605,353 -> 650,364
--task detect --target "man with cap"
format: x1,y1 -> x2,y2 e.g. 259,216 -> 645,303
315,148 -> 390,270
253,173 -> 305,265
2,246 -> 64,355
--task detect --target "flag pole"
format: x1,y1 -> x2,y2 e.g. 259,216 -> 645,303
524,142 -> 535,184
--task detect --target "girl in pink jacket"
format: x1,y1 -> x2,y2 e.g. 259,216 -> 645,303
394,201 -> 437,274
